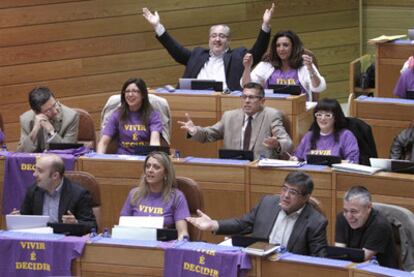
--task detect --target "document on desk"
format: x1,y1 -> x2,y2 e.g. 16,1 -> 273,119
111,226 -> 157,241
119,216 -> 164,228
331,163 -> 382,175
258,158 -> 303,168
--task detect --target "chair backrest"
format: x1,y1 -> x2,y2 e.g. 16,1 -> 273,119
175,176 -> 204,241
308,196 -> 325,217
345,117 -> 378,165
65,170 -> 101,230
373,202 -> 414,271
100,93 -> 172,148
73,108 -> 97,150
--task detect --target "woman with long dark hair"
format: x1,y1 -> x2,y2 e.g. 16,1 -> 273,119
241,30 -> 326,101
97,78 -> 162,154
291,98 -> 359,163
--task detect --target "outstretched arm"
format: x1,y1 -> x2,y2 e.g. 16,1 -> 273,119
186,209 -> 219,232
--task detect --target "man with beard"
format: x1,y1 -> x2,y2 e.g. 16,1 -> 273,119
11,155 -> 97,230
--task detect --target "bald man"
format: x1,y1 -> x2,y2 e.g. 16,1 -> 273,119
12,155 -> 97,230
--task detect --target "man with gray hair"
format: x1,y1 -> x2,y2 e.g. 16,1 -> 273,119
142,3 -> 275,91
187,171 -> 328,257
335,186 -> 398,268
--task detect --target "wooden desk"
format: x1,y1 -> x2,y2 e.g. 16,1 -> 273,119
350,97 -> 414,158
334,171 -> 414,216
80,243 -> 164,277
376,42 -> 414,98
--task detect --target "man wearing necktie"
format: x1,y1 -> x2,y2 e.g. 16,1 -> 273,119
179,82 -> 293,159
17,87 -> 79,153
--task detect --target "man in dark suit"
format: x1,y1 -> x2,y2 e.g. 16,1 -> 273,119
178,82 -> 292,159
187,171 -> 328,257
12,155 -> 97,231
17,86 -> 79,153
142,4 -> 274,91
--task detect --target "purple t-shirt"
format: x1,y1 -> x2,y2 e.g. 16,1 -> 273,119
266,68 -> 306,93
102,109 -> 162,155
294,129 -> 360,163
393,69 -> 414,98
120,188 -> 190,228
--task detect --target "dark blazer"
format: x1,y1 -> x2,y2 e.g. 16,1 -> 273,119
156,29 -> 271,91
217,195 -> 328,257
20,177 -> 97,230
345,117 -> 377,165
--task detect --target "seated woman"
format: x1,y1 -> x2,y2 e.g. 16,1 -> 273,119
241,30 -> 326,101
97,78 -> 163,154
393,67 -> 414,99
120,151 -> 190,240
390,122 -> 414,162
291,98 -> 359,163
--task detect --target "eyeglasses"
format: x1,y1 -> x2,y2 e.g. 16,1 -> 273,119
240,94 -> 262,100
125,89 -> 141,94
42,101 -> 60,114
209,33 -> 228,39
315,112 -> 333,119
281,185 -> 303,197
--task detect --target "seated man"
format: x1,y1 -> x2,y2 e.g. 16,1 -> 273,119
335,186 -> 398,268
11,154 -> 97,230
142,4 -> 274,91
17,87 -> 79,153
187,171 -> 328,257
178,82 -> 293,159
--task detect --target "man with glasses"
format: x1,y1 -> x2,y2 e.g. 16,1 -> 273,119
178,82 -> 292,159
142,3 -> 275,91
335,186 -> 398,268
17,86 -> 79,153
187,171 -> 328,257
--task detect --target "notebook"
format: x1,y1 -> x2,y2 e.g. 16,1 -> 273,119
47,222 -> 91,236
6,215 -> 50,230
48,142 -> 83,150
219,149 -> 254,161
327,246 -> 365,262
391,160 -> 414,174
134,145 -> 170,156
268,84 -> 301,95
306,154 -> 341,166
332,163 -> 382,175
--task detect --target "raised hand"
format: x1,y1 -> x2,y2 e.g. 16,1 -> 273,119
142,7 -> 160,28
186,209 -> 219,232
177,113 -> 197,135
302,54 -> 314,69
263,2 -> 276,27
243,53 -> 254,69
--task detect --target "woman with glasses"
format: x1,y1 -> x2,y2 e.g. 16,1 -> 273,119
290,98 -> 359,163
241,30 -> 326,101
97,78 -> 162,154
120,152 -> 190,240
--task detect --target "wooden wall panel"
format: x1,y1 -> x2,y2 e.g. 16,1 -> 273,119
362,0 -> 414,53
0,0 -> 359,149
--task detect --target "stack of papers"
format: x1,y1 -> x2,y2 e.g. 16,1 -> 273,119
258,158 -> 303,168
243,242 -> 280,256
368,34 -> 406,44
332,163 -> 382,175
